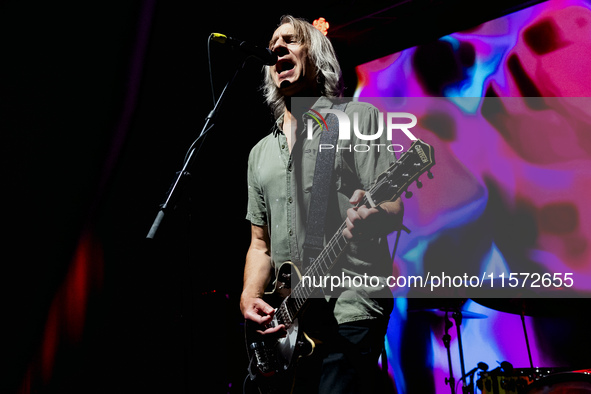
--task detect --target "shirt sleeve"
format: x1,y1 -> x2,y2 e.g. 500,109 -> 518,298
245,145 -> 267,226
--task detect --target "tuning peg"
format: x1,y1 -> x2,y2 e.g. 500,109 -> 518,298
405,190 -> 413,198
427,171 -> 434,179
416,179 -> 423,189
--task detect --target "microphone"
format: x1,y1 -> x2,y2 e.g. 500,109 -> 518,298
210,33 -> 277,65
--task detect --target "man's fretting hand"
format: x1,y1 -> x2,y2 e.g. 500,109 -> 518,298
343,189 -> 403,240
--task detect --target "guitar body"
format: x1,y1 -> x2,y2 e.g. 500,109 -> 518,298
245,262 -> 315,394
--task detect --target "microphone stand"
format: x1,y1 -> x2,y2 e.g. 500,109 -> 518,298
146,58 -> 248,239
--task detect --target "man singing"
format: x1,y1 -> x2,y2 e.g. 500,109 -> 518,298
241,15 -> 404,393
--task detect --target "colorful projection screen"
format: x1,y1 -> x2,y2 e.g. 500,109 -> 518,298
351,0 -> 591,392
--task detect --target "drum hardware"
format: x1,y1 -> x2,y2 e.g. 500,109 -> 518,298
443,311 -> 456,394
477,362 -> 529,394
525,370 -> 591,393
471,297 -> 590,393
450,310 -> 489,394
452,310 -> 469,393
476,366 -> 575,394
519,308 -> 534,370
461,362 -> 489,394
431,298 -> 591,394
471,298 -> 578,373
473,299 -> 541,371
409,301 -> 488,394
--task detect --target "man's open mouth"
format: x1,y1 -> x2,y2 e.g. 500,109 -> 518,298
276,59 -> 295,74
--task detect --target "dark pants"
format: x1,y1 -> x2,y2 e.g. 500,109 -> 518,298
293,317 -> 390,394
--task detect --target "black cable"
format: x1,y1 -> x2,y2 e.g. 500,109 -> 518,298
182,123 -> 213,164
207,34 -> 216,105
183,33 -> 217,165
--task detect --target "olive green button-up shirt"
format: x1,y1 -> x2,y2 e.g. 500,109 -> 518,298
246,97 -> 396,324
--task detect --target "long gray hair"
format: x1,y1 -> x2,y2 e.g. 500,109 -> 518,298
262,15 -> 344,119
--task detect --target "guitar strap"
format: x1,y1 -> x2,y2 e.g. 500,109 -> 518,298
302,100 -> 348,268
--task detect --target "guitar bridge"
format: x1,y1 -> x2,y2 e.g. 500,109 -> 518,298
249,341 -> 280,377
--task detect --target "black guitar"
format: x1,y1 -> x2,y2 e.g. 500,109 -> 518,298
244,139 -> 436,393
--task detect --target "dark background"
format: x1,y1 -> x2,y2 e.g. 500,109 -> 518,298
1,1 -> 548,393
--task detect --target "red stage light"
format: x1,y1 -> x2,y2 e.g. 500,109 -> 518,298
313,17 -> 329,36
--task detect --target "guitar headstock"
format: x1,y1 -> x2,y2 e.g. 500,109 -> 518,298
371,139 -> 435,204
